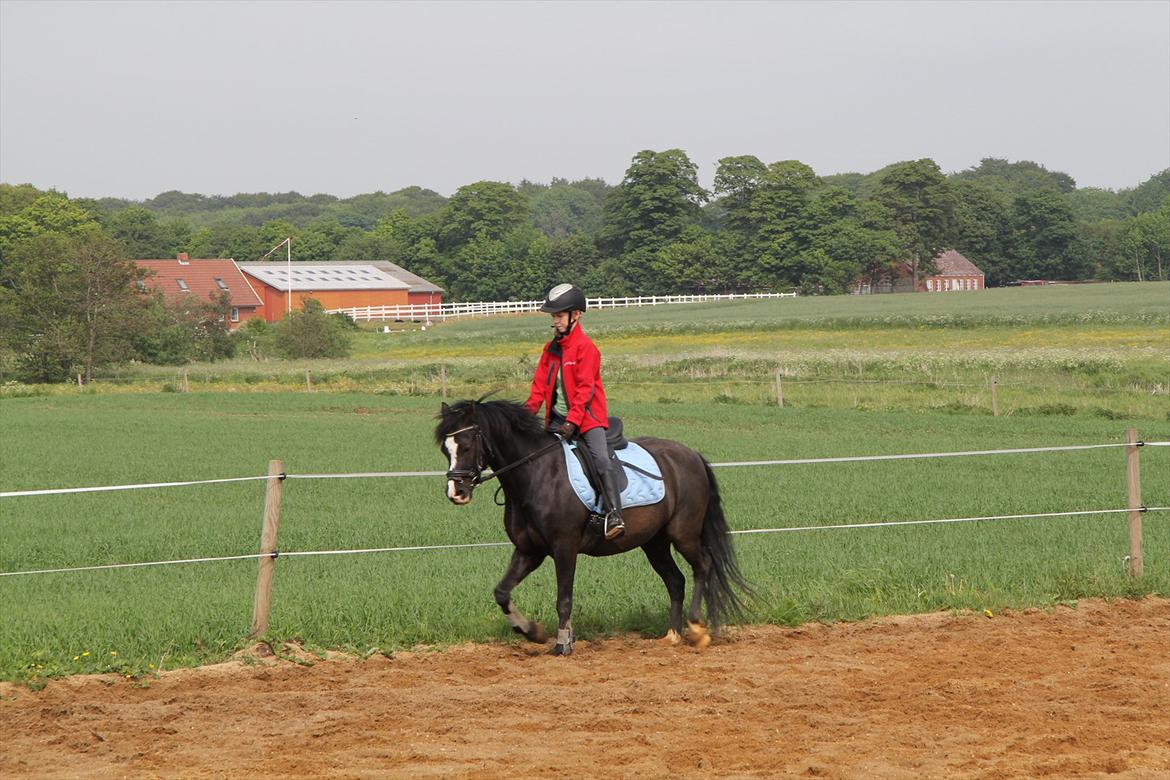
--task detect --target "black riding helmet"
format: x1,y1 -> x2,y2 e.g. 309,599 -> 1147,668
540,283 -> 587,314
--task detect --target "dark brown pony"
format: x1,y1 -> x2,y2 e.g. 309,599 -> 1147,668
436,398 -> 751,654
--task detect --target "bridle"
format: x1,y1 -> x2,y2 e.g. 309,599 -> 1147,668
444,424 -> 488,486
443,423 -> 563,487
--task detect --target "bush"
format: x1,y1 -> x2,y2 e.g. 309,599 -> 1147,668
272,299 -> 352,359
136,293 -> 235,365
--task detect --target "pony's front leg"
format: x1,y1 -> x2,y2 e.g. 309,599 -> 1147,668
549,546 -> 578,655
494,548 -> 548,644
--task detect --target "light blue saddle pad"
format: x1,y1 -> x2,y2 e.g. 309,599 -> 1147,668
562,440 -> 665,513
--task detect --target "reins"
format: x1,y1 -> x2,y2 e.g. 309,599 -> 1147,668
480,437 -> 562,483
444,423 -> 562,487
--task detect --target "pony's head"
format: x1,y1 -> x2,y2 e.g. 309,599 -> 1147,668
434,397 -> 546,505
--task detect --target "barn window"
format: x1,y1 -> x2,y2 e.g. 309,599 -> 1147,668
215,277 -> 229,290
177,279 -> 189,292
135,279 -> 146,290
230,307 -> 240,322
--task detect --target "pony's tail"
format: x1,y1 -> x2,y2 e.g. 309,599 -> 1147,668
699,458 -> 754,631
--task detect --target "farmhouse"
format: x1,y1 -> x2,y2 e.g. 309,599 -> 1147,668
922,250 -> 985,292
135,254 -> 264,329
236,262 -> 417,322
853,249 -> 985,294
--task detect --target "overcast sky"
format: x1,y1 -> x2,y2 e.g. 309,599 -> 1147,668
1,0 -> 1167,201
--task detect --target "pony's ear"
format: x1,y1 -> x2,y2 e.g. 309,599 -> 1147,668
440,402 -> 450,414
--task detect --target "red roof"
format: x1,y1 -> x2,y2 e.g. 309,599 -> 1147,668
932,250 -> 983,277
135,258 -> 263,308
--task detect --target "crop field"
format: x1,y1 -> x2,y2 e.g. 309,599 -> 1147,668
0,282 -> 1167,685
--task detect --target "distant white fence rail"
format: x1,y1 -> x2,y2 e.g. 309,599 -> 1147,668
328,291 -> 797,323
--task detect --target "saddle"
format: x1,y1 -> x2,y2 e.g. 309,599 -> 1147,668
562,418 -> 665,516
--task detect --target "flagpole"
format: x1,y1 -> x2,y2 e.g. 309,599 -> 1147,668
261,238 -> 293,315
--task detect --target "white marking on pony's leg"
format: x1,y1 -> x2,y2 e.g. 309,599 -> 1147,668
663,629 -> 682,645
445,435 -> 459,499
504,601 -> 531,633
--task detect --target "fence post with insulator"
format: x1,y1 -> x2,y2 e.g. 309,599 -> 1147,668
1126,429 -> 1144,578
250,460 -> 284,638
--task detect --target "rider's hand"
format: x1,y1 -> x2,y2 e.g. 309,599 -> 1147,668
557,421 -> 577,440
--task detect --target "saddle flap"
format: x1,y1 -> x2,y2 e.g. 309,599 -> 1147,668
563,440 -> 664,514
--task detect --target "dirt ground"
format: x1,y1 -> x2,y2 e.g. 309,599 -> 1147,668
2,598 -> 1167,779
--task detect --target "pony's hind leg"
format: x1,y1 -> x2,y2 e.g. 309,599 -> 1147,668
672,537 -> 713,649
641,533 -> 686,644
494,548 -> 548,643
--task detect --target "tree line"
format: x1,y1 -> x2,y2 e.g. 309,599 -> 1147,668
1,152 -> 1167,381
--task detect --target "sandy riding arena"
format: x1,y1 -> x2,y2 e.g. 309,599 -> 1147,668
2,598 -> 1167,779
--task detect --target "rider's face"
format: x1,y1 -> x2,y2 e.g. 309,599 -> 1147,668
551,311 -> 578,335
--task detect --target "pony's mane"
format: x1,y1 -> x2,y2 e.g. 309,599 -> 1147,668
435,398 -> 548,445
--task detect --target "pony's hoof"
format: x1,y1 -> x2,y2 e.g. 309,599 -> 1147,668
527,622 -> 548,644
657,629 -> 683,646
549,627 -> 574,655
686,621 -> 711,650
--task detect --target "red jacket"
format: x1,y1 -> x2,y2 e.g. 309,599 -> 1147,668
525,323 -> 609,433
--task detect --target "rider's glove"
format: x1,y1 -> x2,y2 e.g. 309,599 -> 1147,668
557,421 -> 578,440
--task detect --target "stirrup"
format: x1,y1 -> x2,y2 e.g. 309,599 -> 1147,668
603,511 -> 625,540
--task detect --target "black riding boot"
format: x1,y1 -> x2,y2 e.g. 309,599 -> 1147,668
598,469 -> 625,540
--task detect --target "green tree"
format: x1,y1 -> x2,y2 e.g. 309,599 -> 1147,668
1066,188 -> 1126,222
953,180 -> 1013,286
1007,190 -> 1085,280
803,189 -> 900,293
712,157 -> 822,290
599,149 -> 707,264
106,206 -> 178,259
2,230 -> 147,382
1120,169 -> 1170,216
875,159 -> 959,287
0,193 -> 99,261
650,228 -> 729,293
1120,199 -> 1170,281
952,158 -> 1076,194
529,183 -> 605,238
0,183 -> 45,216
438,181 -> 530,251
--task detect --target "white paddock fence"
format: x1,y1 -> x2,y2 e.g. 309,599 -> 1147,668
328,291 -> 797,323
1,434 -> 1164,638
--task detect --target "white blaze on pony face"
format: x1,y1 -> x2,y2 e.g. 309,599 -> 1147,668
444,435 -> 470,504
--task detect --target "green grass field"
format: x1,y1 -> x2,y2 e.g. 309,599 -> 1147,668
1,282 -> 1167,685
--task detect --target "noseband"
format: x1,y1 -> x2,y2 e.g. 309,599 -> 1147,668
444,424 -> 488,486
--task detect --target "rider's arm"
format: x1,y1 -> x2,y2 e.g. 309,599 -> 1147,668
564,342 -> 600,428
524,348 -> 552,416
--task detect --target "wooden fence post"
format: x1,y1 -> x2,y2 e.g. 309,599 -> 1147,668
440,364 -> 447,399
1126,429 -> 1144,578
182,369 -> 190,393
774,368 -> 784,408
77,373 -> 83,389
250,460 -> 284,638
305,369 -> 312,393
990,376 -> 999,417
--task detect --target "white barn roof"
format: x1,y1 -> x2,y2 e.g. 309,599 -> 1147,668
237,263 -> 410,292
